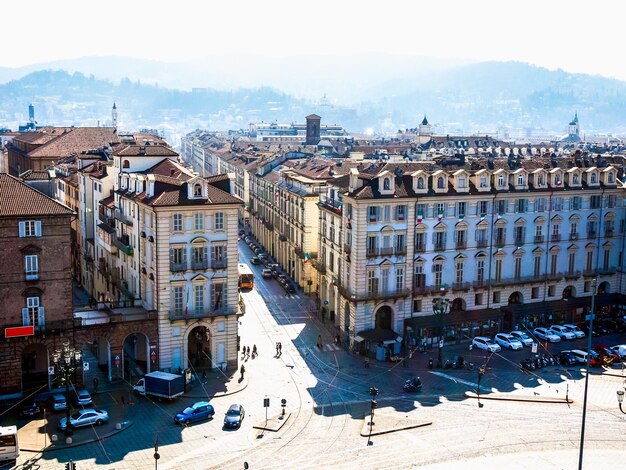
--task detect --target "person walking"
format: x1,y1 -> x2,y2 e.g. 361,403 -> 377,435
93,377 -> 99,393
240,364 -> 246,380
278,342 -> 282,353
317,335 -> 323,349
276,342 -> 280,355
252,344 -> 258,358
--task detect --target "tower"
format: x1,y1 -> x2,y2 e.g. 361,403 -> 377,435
28,104 -> 35,124
305,114 -> 321,145
419,115 -> 432,136
568,112 -> 579,137
112,102 -> 118,130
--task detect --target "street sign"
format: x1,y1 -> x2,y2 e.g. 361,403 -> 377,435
585,314 -> 595,321
5,325 -> 34,338
114,354 -> 121,367
150,350 -> 157,362
48,366 -> 55,376
439,340 -> 443,348
323,300 -> 329,305
83,362 -> 90,371
263,398 -> 270,407
531,342 -> 538,353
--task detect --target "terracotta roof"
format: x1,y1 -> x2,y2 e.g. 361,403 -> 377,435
113,144 -> 179,157
143,159 -> 192,179
13,128 -> 72,145
27,127 -> 119,158
0,174 -> 74,217
20,170 -> 54,181
100,195 -> 115,208
80,161 -> 111,179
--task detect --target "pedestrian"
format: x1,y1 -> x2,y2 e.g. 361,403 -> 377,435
240,364 -> 245,380
246,346 -> 250,357
276,342 -> 280,355
121,394 -> 125,405
93,377 -> 99,394
364,357 -> 370,368
202,370 -> 207,382
317,335 -> 322,349
252,344 -> 257,357
278,342 -> 282,353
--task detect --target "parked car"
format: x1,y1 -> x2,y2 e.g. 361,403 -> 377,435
568,349 -> 590,364
548,325 -> 577,340
238,229 -> 245,236
494,333 -> 523,350
509,331 -> 534,347
73,389 -> 93,407
609,344 -> 626,360
174,401 -> 215,425
223,404 -> 245,428
58,408 -> 109,431
471,336 -> 501,352
593,346 -> 619,364
19,402 -> 41,418
599,319 -> 626,334
533,327 -> 561,343
579,324 -> 601,337
244,236 -> 250,243
47,394 -> 68,411
582,348 -> 611,367
557,351 -> 578,366
261,268 -> 273,279
562,324 -> 586,339
250,257 -> 261,265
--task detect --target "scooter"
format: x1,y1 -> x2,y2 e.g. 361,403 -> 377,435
403,377 -> 422,392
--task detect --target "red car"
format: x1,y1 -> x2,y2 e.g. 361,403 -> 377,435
593,345 -> 619,364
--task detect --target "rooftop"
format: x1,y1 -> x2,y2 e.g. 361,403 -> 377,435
0,174 -> 75,217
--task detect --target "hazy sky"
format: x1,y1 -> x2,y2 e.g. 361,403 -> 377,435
4,0 -> 626,80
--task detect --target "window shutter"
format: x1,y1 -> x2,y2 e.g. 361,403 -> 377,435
182,247 -> 188,265
19,222 -> 26,237
169,247 -> 173,261
203,246 -> 208,261
35,221 -> 42,236
223,245 -> 227,263
22,308 -> 30,326
38,307 -> 45,327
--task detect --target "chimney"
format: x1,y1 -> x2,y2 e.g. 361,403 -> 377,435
349,167 -> 360,193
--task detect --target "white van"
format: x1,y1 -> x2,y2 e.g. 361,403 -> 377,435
0,425 -> 19,463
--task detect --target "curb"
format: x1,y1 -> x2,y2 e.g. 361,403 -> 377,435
183,377 -> 248,399
464,391 -> 573,404
252,412 -> 291,432
360,420 -> 432,437
22,420 -> 134,453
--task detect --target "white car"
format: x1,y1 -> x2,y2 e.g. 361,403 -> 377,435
471,336 -> 501,352
562,324 -> 586,339
548,325 -> 576,340
610,344 -> 626,360
58,408 -> 109,431
494,333 -> 524,350
509,331 -> 534,347
533,327 -> 561,343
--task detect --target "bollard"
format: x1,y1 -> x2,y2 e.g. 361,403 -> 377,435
51,434 -> 58,442
116,422 -> 122,430
65,436 -> 73,445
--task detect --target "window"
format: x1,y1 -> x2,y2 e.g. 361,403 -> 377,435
25,255 -> 39,280
437,177 -> 444,189
493,291 -> 501,303
455,261 -> 464,285
434,231 -> 446,250
211,282 -> 225,311
496,200 -> 506,215
193,184 -> 202,197
211,245 -> 226,266
515,199 -> 527,213
551,197 -> 563,211
395,233 -> 406,252
214,212 -> 224,230
367,235 -> 377,255
476,259 -> 485,282
433,263 -> 443,287
456,202 -> 466,218
571,196 -> 581,211
603,249 -> 611,271
173,214 -> 183,232
475,293 -> 483,306
194,213 -> 204,231
494,259 -> 502,281
435,203 -> 446,218
396,267 -> 404,292
573,173 -> 579,184
22,296 -> 42,327
498,175 -> 505,187
19,220 -> 42,237
548,285 -> 556,297
478,201 -> 488,216
479,176 -> 488,188
590,173 -> 597,184
607,195 -> 616,208
568,252 -> 576,272
517,175 -> 524,186
455,229 -> 466,247
383,178 -> 390,190
367,270 -> 378,296
585,251 -> 593,272
413,299 -> 423,312
458,177 -> 466,188
514,257 -> 522,279
194,284 -> 204,312
414,264 -> 425,288
172,286 -> 184,313
476,228 -> 487,246
550,253 -> 558,275
514,226 -> 525,244
417,177 -> 424,189
608,173 -> 615,183
527,287 -> 538,299
192,244 -> 207,268
396,205 -> 406,221
416,204 -> 426,219
368,206 -> 379,223
584,281 -> 591,293
533,254 -> 541,277
170,247 -> 186,269
383,205 -> 391,222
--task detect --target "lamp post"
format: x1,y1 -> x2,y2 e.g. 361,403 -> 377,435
432,287 -> 450,368
51,341 -> 82,436
578,278 -> 596,470
477,366 -> 485,408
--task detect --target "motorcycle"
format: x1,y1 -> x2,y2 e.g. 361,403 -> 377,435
403,377 -> 422,392
520,358 -> 535,371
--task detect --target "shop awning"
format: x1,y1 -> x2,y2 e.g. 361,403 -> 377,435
357,328 -> 398,343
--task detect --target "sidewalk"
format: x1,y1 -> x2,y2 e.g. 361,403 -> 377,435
183,370 -> 248,399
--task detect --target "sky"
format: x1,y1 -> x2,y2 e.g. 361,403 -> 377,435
3,0 -> 626,81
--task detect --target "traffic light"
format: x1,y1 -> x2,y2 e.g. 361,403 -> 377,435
371,399 -> 377,410
65,462 -> 75,470
369,387 -> 378,398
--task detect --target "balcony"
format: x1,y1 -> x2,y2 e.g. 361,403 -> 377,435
545,272 -> 563,281
265,221 -> 274,231
114,209 -> 133,226
279,234 -> 287,242
564,270 -> 582,279
472,279 -> 490,289
451,282 -> 471,291
343,244 -> 352,254
339,286 -> 412,302
412,285 -> 429,295
319,196 -> 343,215
582,269 -> 596,278
587,231 -> 597,239
170,261 -> 187,272
379,247 -> 394,257
414,243 -> 426,253
514,237 -> 524,246
605,229 -> 614,238
191,259 -> 209,270
476,239 -> 488,248
98,212 -> 115,227
395,246 -> 407,256
211,259 -> 227,270
598,266 -> 617,276
113,237 -> 133,256
98,259 -> 110,280
116,278 -> 134,299
534,235 -> 544,243
551,234 -> 561,242
295,247 -> 305,259
169,306 -> 236,322
366,248 -> 379,258
433,242 -> 446,252
569,233 -> 579,241
494,237 -> 505,247
455,241 -> 467,250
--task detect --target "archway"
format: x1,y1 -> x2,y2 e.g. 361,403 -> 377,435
21,343 -> 49,395
122,333 -> 149,383
562,285 -> 576,299
508,291 -> 523,304
598,281 -> 610,294
451,297 -> 466,312
188,325 -> 212,373
81,336 -> 112,385
375,305 -> 393,330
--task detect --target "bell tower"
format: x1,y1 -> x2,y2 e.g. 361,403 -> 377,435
112,102 -> 118,130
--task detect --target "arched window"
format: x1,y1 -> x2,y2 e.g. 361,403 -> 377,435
194,184 -> 202,197
122,160 -> 130,169
383,178 -> 390,190
417,177 -> 424,189
590,173 -> 597,184
437,177 -> 444,189
573,173 -> 579,184
538,175 -> 544,186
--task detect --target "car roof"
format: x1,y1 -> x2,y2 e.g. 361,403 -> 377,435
228,404 -> 241,410
77,390 -> 90,395
474,336 -> 490,341
193,401 -> 211,408
51,394 -> 65,400
496,333 -> 513,337
570,349 -> 586,354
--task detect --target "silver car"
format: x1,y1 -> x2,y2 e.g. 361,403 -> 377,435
58,408 -> 109,431
73,389 -> 93,407
563,324 -> 586,339
509,331 -> 534,347
533,327 -> 561,343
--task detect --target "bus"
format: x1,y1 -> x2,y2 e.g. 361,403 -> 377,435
0,425 -> 19,463
238,263 -> 254,290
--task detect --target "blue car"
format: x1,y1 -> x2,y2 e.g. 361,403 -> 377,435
224,404 -> 245,428
174,401 -> 215,425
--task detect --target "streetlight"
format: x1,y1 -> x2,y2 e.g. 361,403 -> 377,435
432,287 -> 450,368
617,390 -> 626,414
51,341 -> 82,436
367,387 -> 378,446
578,278 -> 596,470
477,366 -> 485,408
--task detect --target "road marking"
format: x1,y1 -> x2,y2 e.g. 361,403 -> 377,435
429,371 -> 490,392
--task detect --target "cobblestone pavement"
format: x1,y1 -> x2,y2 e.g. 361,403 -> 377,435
10,240 -> 626,469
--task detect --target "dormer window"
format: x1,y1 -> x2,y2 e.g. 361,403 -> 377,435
417,177 -> 424,189
538,175 -> 544,186
608,173 -> 615,183
573,174 -> 579,184
590,173 -> 597,184
122,160 -> 130,169
458,177 -> 466,188
517,175 -> 524,186
383,178 -> 390,191
437,177 -> 444,189
194,184 -> 202,197
554,175 -> 561,185
498,175 -> 505,187
480,176 -> 487,188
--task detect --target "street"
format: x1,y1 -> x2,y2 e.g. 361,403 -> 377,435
12,238 -> 626,469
